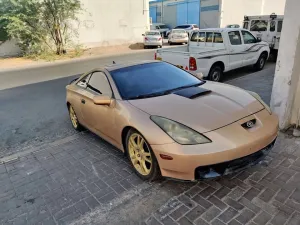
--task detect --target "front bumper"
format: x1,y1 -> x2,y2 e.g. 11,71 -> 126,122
144,41 -> 162,46
151,109 -> 279,180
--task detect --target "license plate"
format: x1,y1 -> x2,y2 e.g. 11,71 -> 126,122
175,36 -> 183,39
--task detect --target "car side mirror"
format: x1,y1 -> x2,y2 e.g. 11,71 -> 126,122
256,37 -> 261,42
93,95 -> 112,106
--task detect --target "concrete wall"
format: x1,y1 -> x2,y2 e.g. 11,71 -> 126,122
271,0 -> 300,129
200,0 -> 220,28
262,0 -> 286,15
0,40 -> 21,57
77,0 -> 150,48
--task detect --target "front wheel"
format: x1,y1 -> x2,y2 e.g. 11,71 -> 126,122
126,129 -> 161,181
254,53 -> 267,71
208,65 -> 223,82
68,105 -> 84,131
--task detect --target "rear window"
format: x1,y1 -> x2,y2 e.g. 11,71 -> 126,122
190,32 -> 205,42
206,32 -> 213,42
250,20 -> 268,31
146,31 -> 160,35
173,30 -> 186,33
159,25 -> 169,29
175,25 -> 191,29
213,33 -> 223,43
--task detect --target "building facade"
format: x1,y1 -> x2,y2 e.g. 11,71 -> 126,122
149,0 -> 286,29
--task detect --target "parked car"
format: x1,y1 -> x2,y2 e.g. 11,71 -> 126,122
156,28 -> 270,82
168,29 -> 188,45
66,60 -> 278,181
167,24 -> 199,37
150,23 -> 170,37
143,31 -> 162,48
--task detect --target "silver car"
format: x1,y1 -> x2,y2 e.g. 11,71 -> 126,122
168,29 -> 188,45
143,31 -> 163,48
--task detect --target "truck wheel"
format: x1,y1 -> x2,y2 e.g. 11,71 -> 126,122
254,53 -> 267,71
208,65 -> 223,82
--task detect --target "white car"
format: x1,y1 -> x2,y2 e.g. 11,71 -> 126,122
143,31 -> 163,48
167,24 -> 199,37
168,29 -> 188,45
156,28 -> 270,82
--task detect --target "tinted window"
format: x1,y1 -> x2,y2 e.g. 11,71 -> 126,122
190,32 -> 205,42
175,25 -> 191,29
110,62 -> 202,100
277,21 -> 283,32
243,22 -> 249,29
159,25 -> 169,29
228,31 -> 242,45
250,20 -> 268,31
213,33 -> 223,43
242,31 -> 257,44
206,32 -> 213,42
270,20 -> 276,32
87,72 -> 112,97
155,26 -> 160,29
77,74 -> 91,88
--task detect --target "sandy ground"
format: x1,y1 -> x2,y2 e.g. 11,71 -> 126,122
0,43 -> 145,70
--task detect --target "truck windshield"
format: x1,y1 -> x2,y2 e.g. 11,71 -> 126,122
159,25 -> 169,29
110,62 -> 203,100
250,20 -> 268,31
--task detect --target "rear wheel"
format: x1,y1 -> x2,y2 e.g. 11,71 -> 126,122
208,65 -> 223,82
126,129 -> 161,181
68,105 -> 84,131
254,53 -> 267,71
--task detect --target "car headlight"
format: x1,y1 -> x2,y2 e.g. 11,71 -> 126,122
151,116 -> 211,145
248,91 -> 272,114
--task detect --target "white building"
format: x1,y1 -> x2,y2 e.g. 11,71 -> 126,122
0,0 -> 150,57
149,0 -> 286,28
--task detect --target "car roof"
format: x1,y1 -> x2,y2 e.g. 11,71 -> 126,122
104,60 -> 160,71
198,28 -> 247,32
172,29 -> 186,31
146,30 -> 161,33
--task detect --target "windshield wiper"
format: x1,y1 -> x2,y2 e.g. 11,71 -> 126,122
128,81 -> 205,100
164,81 -> 205,94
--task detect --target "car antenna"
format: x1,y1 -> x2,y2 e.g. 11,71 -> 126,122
113,61 -> 116,64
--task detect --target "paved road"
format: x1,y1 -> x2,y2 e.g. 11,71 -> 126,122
0,51 -> 275,157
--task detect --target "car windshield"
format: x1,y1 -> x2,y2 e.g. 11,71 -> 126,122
146,32 -> 160,35
175,25 -> 190,29
159,25 -> 169,29
173,30 -> 186,33
110,62 -> 203,100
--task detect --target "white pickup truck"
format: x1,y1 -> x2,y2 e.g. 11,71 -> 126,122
155,28 -> 270,82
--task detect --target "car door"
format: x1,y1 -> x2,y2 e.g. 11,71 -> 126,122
79,71 -> 117,142
228,30 -> 244,70
241,30 -> 260,66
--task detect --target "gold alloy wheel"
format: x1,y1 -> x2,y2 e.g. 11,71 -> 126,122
69,106 -> 78,129
128,133 -> 152,176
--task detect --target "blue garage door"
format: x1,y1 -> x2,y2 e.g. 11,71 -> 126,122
177,3 -> 188,25
150,6 -> 157,23
187,1 -> 200,25
176,0 -> 200,26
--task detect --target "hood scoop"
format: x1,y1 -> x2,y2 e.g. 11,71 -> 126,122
173,86 -> 212,99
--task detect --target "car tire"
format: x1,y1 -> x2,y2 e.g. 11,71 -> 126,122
126,129 -> 161,181
208,65 -> 223,82
144,46 -> 147,49
68,104 -> 84,131
169,42 -> 173,45
254,53 -> 267,71
160,45 -> 163,48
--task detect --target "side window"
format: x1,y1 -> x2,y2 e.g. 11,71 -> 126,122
155,26 -> 160,29
241,31 -> 257,44
228,31 -> 242,45
243,22 -> 249,29
77,74 -> 91,88
206,32 -> 213,42
87,72 -> 112,97
213,33 -> 223,43
250,20 -> 268,31
190,32 -> 205,42
277,21 -> 283,32
270,20 -> 276,32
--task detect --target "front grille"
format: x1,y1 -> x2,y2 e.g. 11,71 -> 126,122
195,138 -> 276,180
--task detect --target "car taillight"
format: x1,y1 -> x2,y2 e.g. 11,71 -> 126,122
158,37 -> 162,41
189,57 -> 197,71
145,37 -> 148,41
154,52 -> 157,60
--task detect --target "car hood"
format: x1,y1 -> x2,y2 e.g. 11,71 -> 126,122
129,82 -> 264,133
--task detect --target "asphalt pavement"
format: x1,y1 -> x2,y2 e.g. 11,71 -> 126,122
0,51 -> 275,157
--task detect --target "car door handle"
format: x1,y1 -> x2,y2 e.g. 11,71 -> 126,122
81,99 -> 85,104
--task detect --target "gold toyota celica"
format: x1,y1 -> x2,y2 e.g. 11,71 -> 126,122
66,61 -> 278,181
